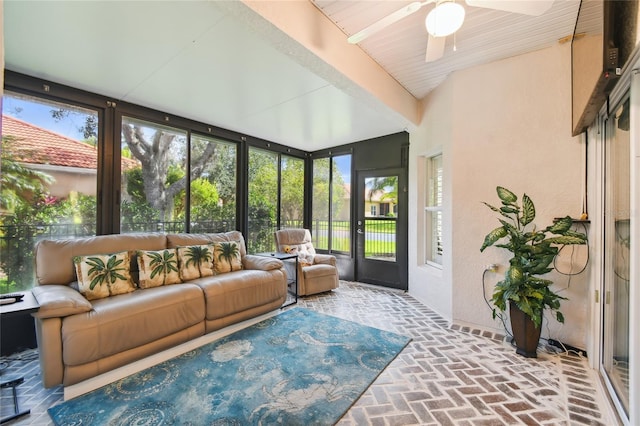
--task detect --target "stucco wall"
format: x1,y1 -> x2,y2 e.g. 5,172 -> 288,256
408,77 -> 454,320
409,42 -> 591,349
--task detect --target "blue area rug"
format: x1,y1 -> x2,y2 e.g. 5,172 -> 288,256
49,308 -> 410,425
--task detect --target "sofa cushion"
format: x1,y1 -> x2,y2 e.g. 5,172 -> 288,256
302,263 -> 337,279
137,249 -> 181,288
192,269 -> 285,321
73,251 -> 135,300
176,244 -> 214,280
61,284 -> 205,366
213,241 -> 242,274
35,233 -> 167,286
166,231 -> 247,257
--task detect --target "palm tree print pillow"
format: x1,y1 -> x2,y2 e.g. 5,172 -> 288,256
137,249 -> 181,289
73,251 -> 135,300
213,241 -> 242,274
177,244 -> 214,280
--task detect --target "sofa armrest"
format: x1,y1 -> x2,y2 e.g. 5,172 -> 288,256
34,317 -> 64,388
32,285 -> 93,319
313,253 -> 336,266
242,255 -> 284,271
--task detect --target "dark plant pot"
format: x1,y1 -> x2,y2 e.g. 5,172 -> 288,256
509,302 -> 542,358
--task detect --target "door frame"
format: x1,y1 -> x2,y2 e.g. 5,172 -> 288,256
355,168 -> 408,290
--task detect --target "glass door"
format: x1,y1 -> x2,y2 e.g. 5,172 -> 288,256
601,97 -> 631,419
356,169 -> 407,290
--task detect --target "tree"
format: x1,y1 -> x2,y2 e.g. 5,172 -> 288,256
121,123 -> 218,221
280,157 -> 304,224
367,176 -> 397,203
311,157 -> 347,221
1,136 -> 53,213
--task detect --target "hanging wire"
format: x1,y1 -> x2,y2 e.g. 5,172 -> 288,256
481,269 -> 512,339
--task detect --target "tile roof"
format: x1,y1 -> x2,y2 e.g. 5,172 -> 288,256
1,114 -> 138,170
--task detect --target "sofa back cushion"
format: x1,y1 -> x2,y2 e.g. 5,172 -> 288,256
166,231 -> 247,257
35,233 -> 167,286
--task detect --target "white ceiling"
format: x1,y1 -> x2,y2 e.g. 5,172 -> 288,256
3,0 -> 580,151
313,0 -> 581,98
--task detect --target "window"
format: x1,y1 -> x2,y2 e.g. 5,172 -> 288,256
120,117 -> 187,233
280,155 -> 304,229
1,91 -> 99,291
247,147 -> 278,253
370,205 -> 377,216
119,118 -> 237,235
189,135 -> 236,233
425,154 -> 443,266
312,154 -> 351,253
246,149 -> 304,253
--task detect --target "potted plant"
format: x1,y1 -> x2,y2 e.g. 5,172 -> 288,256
480,186 -> 587,357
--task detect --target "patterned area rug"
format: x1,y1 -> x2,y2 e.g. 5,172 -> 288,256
48,308 -> 410,425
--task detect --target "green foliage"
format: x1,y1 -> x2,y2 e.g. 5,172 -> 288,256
1,191 -> 97,291
1,136 -> 53,213
312,157 -> 348,221
280,157 -> 305,222
125,167 -> 147,204
481,186 -> 587,328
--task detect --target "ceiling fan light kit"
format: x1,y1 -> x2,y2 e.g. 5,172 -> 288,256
425,1 -> 465,37
346,0 -> 555,64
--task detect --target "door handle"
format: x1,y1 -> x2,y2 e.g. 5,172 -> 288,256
357,229 -> 363,234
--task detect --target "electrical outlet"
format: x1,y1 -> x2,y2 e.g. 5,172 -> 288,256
485,264 -> 498,272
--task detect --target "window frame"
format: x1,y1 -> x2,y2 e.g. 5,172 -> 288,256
424,153 -> 443,268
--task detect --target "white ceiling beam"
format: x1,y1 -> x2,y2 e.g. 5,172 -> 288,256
215,0 -> 421,127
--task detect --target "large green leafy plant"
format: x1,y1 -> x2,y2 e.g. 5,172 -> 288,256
480,187 -> 587,328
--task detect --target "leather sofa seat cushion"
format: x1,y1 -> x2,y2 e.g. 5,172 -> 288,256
61,283 -> 205,366
302,263 -> 338,279
192,270 -> 285,321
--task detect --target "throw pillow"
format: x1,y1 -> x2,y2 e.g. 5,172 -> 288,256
137,249 -> 181,289
213,241 -> 242,274
73,251 -> 135,300
176,244 -> 214,280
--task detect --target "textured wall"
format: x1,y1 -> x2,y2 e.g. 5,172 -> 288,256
409,43 -> 591,349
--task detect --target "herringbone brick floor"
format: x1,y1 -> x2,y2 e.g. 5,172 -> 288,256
1,281 -> 616,425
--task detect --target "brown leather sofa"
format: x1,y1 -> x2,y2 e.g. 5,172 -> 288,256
31,231 -> 286,388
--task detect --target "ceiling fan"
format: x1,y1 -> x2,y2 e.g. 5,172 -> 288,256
347,0 -> 555,63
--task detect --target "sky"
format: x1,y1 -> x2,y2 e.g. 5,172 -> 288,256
3,93 -> 353,184
3,93 -> 93,141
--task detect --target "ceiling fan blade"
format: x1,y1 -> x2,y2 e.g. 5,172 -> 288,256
348,1 -> 433,44
465,0 -> 554,16
425,34 -> 446,63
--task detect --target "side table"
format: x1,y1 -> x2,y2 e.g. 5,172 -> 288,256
1,290 -> 39,424
254,252 -> 298,308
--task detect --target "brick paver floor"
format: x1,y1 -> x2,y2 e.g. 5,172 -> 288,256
1,281 -> 616,425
